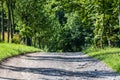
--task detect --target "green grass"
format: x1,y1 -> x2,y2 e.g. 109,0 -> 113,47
0,43 -> 42,61
83,47 -> 120,73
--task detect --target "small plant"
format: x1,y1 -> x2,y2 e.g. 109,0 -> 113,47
12,34 -> 21,44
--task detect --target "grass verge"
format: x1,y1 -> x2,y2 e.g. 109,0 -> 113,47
0,43 -> 42,61
83,47 -> 120,73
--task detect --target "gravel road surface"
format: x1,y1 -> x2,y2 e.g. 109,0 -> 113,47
0,52 -> 120,80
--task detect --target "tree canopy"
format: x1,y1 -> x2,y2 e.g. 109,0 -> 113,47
0,0 -> 120,51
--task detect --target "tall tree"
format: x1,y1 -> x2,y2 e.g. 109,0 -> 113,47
1,0 -> 5,41
6,0 -> 11,42
118,0 -> 120,34
100,0 -> 105,48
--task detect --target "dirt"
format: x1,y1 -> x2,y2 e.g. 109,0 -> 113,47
0,52 -> 120,80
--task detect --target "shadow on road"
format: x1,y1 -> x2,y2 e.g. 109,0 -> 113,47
25,53 -> 98,62
0,64 -> 119,78
0,77 -> 25,80
0,52 -> 119,80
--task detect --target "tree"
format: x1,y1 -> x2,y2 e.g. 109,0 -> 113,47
1,0 -> 5,41
0,0 -> 119,51
118,1 -> 120,33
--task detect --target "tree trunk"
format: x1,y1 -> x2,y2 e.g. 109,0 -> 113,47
1,1 -> 5,41
100,0 -> 105,49
7,0 -> 11,43
11,8 -> 15,35
26,37 -> 32,46
33,31 -> 37,47
118,13 -> 120,34
34,36 -> 36,47
10,0 -> 14,40
117,1 -> 120,47
38,37 -> 40,48
107,36 -> 111,47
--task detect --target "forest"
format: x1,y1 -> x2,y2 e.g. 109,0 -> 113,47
0,0 -> 120,52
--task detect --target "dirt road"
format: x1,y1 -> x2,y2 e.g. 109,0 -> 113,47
0,52 -> 120,80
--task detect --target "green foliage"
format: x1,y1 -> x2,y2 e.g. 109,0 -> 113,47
0,0 -> 120,51
20,24 -> 32,38
12,34 -> 20,44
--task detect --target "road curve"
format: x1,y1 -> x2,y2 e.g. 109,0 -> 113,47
0,52 -> 120,80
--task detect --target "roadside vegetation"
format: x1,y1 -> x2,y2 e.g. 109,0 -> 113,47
83,47 -> 120,73
0,43 -> 41,61
0,0 -> 120,52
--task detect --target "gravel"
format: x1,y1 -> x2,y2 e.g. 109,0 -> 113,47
0,52 -> 120,80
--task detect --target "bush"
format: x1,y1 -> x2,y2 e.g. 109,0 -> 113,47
12,34 -> 21,44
